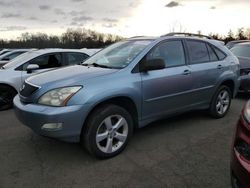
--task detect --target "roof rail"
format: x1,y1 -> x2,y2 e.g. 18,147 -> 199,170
161,32 -> 213,39
129,36 -> 147,39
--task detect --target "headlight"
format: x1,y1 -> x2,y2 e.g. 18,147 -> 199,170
243,101 -> 250,124
38,86 -> 82,107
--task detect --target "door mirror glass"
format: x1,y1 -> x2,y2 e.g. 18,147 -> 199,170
140,58 -> 165,72
26,64 -> 39,73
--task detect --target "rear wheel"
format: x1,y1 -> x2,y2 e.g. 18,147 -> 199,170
209,85 -> 232,118
82,104 -> 133,159
0,85 -> 17,111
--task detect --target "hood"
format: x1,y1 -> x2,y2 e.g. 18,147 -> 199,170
26,65 -> 118,86
238,56 -> 250,70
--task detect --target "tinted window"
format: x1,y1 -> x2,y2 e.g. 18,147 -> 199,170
67,52 -> 89,65
5,52 -> 26,60
147,40 -> 185,68
186,40 -> 209,64
231,45 -> 250,58
213,47 -> 226,60
207,44 -> 219,61
24,53 -> 62,70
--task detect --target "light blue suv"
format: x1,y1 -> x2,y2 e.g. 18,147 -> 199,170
14,34 -> 240,158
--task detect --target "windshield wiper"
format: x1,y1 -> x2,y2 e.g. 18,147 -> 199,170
82,63 -> 113,69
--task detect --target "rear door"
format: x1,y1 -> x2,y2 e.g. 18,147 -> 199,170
21,53 -> 63,83
184,39 -> 224,105
141,40 -> 194,119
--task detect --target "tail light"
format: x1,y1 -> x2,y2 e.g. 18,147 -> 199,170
243,101 -> 250,125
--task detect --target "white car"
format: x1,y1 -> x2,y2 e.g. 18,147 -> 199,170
0,49 -> 91,110
81,48 -> 101,56
0,49 -> 35,66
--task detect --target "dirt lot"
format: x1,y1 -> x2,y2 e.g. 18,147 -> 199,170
0,94 -> 248,188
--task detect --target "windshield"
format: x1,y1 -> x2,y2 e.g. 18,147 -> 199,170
82,40 -> 152,69
231,45 -> 250,58
3,51 -> 38,69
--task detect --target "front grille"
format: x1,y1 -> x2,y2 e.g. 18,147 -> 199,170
20,81 -> 40,97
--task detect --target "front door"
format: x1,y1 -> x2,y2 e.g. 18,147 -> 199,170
141,40 -> 193,120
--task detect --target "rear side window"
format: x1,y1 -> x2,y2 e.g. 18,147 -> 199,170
213,47 -> 226,60
186,40 -> 210,64
147,40 -> 186,68
67,52 -> 89,65
206,44 -> 219,61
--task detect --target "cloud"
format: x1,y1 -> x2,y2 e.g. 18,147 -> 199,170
28,16 -> 39,20
71,0 -> 85,2
102,23 -> 117,28
0,1 -> 12,7
165,1 -> 180,8
69,10 -> 85,16
0,26 -> 27,31
54,8 -> 66,15
39,5 -> 50,10
72,15 -> 93,22
102,18 -> 118,23
1,13 -> 21,18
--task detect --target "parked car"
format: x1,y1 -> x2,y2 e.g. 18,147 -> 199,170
0,49 -> 91,110
231,43 -> 250,92
231,100 -> 250,188
0,49 -> 35,67
14,34 -> 240,158
0,49 -> 12,56
81,48 -> 101,56
226,40 -> 250,49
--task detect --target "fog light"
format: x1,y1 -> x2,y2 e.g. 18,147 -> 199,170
235,140 -> 250,161
41,123 -> 62,131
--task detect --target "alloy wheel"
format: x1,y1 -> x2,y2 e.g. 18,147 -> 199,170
216,90 -> 230,115
96,115 -> 128,154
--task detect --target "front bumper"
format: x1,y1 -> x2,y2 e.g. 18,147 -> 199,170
240,74 -> 250,91
14,95 -> 90,143
231,118 -> 250,188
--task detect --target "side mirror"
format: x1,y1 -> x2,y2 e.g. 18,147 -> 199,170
26,64 -> 39,74
140,58 -> 165,72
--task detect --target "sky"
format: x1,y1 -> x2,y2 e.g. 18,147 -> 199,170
0,0 -> 250,39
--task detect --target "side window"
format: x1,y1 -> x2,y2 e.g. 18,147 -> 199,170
147,40 -> 186,68
28,53 -> 62,69
212,46 -> 226,60
186,40 -> 210,64
67,53 -> 89,65
206,44 -> 219,61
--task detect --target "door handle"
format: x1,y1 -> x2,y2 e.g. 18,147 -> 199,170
217,65 -> 223,69
182,70 -> 191,75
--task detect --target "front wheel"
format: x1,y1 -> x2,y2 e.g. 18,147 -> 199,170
209,85 -> 232,118
82,104 -> 133,159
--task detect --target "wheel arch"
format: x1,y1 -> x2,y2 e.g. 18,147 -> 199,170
81,96 -> 139,135
0,83 -> 18,94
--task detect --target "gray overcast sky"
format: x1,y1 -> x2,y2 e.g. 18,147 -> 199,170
0,0 -> 250,39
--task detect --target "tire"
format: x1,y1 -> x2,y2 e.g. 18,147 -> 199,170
82,104 -> 133,159
0,85 -> 17,111
231,173 -> 242,188
209,85 -> 232,118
